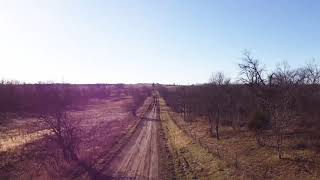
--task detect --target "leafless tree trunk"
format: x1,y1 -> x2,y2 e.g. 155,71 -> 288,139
39,111 -> 80,162
206,72 -> 230,140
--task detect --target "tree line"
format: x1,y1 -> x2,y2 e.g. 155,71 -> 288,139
0,82 -> 110,120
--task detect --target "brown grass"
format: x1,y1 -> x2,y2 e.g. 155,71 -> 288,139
159,98 -> 231,179
164,101 -> 320,179
0,94 -> 151,179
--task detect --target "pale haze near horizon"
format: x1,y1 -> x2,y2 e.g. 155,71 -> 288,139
0,0 -> 320,84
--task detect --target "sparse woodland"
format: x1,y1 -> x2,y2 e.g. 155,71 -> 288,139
159,51 -> 320,177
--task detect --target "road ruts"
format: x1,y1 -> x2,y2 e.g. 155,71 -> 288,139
107,99 -> 160,179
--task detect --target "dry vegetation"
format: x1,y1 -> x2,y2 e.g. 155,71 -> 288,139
0,83 -> 152,179
161,101 -> 320,179
1,51 -> 320,179
159,51 -> 320,179
160,98 -> 231,179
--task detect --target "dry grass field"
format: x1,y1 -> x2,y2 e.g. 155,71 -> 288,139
0,85 -> 153,179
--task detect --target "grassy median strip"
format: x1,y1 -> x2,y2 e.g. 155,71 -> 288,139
159,98 -> 230,179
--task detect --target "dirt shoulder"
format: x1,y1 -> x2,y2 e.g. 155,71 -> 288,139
157,115 -> 175,180
159,98 -> 231,179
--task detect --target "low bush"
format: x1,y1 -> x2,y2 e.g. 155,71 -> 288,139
248,111 -> 271,131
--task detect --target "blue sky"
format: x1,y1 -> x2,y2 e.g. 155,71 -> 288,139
0,0 -> 319,84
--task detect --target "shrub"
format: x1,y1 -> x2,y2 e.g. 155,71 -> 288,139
293,142 -> 307,150
248,111 -> 270,131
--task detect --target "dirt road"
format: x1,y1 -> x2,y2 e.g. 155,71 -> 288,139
107,100 -> 160,179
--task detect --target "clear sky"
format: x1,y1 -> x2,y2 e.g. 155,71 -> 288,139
0,0 -> 320,84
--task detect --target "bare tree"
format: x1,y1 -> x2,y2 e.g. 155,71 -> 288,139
39,111 -> 80,162
268,62 -> 299,159
300,59 -> 320,85
209,72 -> 231,86
38,95 -> 108,179
206,72 -> 230,140
238,50 -> 266,86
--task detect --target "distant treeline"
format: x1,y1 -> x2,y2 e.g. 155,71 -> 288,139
0,82 -> 152,119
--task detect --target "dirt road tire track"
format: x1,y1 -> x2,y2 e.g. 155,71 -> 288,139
107,99 -> 162,179
71,101 -> 154,180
